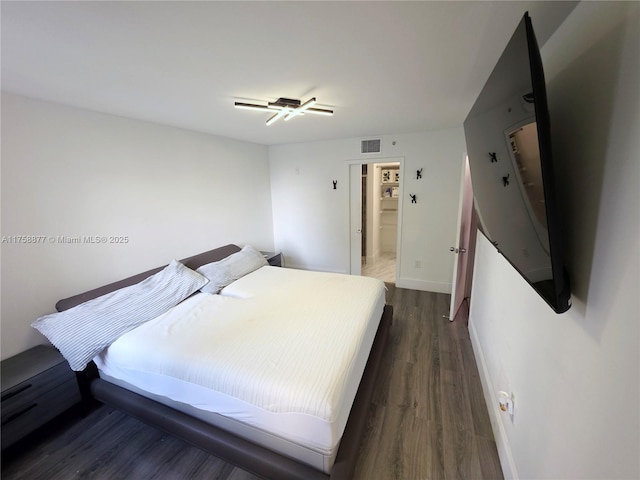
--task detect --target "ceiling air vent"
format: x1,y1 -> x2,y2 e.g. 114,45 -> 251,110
361,139 -> 381,154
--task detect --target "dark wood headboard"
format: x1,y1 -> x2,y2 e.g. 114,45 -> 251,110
55,244 -> 241,312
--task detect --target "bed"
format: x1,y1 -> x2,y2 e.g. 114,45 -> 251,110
45,244 -> 392,480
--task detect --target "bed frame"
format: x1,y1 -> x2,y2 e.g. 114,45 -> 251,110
57,244 -> 392,480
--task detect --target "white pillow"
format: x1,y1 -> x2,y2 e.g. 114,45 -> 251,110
32,260 -> 208,371
197,245 -> 268,294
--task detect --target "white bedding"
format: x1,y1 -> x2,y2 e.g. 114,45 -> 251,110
94,266 -> 385,467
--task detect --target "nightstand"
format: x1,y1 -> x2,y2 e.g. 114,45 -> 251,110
262,251 -> 283,267
1,345 -> 81,449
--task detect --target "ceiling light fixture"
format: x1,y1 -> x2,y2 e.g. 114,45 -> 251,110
234,97 -> 333,126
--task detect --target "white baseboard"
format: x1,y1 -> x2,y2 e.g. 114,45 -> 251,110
468,321 -> 518,480
395,278 -> 451,293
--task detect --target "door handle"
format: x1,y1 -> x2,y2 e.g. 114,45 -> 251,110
450,247 -> 467,254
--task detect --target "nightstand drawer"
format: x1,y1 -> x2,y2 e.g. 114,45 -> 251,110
1,362 -> 75,418
1,345 -> 81,449
1,377 -> 81,447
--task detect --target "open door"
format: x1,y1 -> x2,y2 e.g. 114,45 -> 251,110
449,156 -> 477,321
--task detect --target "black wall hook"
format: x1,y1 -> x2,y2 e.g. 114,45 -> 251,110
332,180 -> 337,190
489,152 -> 498,163
416,168 -> 423,179
410,194 -> 417,204
502,174 -> 510,187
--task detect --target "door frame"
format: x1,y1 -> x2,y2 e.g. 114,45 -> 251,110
348,157 -> 405,281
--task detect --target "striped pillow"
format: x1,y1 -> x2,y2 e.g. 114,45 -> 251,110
32,260 -> 208,371
197,244 -> 268,294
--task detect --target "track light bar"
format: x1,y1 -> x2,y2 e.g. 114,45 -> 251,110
284,97 -> 317,121
234,97 -> 334,125
305,108 -> 334,116
266,107 -> 290,126
234,102 -> 270,112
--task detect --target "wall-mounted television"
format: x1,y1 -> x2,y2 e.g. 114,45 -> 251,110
463,12 -> 571,313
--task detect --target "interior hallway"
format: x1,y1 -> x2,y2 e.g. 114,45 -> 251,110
361,253 -> 396,284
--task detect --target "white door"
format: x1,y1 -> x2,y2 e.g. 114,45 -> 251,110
449,156 -> 477,321
349,163 -> 362,275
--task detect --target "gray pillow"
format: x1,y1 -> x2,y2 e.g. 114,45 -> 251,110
32,260 -> 208,371
197,244 -> 268,294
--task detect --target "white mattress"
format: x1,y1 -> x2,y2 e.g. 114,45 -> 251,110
94,266 -> 385,470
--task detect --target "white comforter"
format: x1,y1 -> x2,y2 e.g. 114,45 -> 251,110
94,266 -> 385,453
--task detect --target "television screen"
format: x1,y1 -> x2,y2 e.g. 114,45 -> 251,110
463,12 -> 571,313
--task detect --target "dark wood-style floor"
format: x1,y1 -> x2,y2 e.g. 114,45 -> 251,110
1,285 -> 503,480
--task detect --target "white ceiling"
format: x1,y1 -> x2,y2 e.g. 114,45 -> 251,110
1,1 -> 577,146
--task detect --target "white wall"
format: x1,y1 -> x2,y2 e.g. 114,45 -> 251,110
268,128 -> 465,292
469,3 -> 639,479
1,93 -> 274,360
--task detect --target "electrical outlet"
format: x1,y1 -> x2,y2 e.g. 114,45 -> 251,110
415,260 -> 421,268
498,391 -> 515,422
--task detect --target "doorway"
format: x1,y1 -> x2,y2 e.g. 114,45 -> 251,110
349,160 -> 402,284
